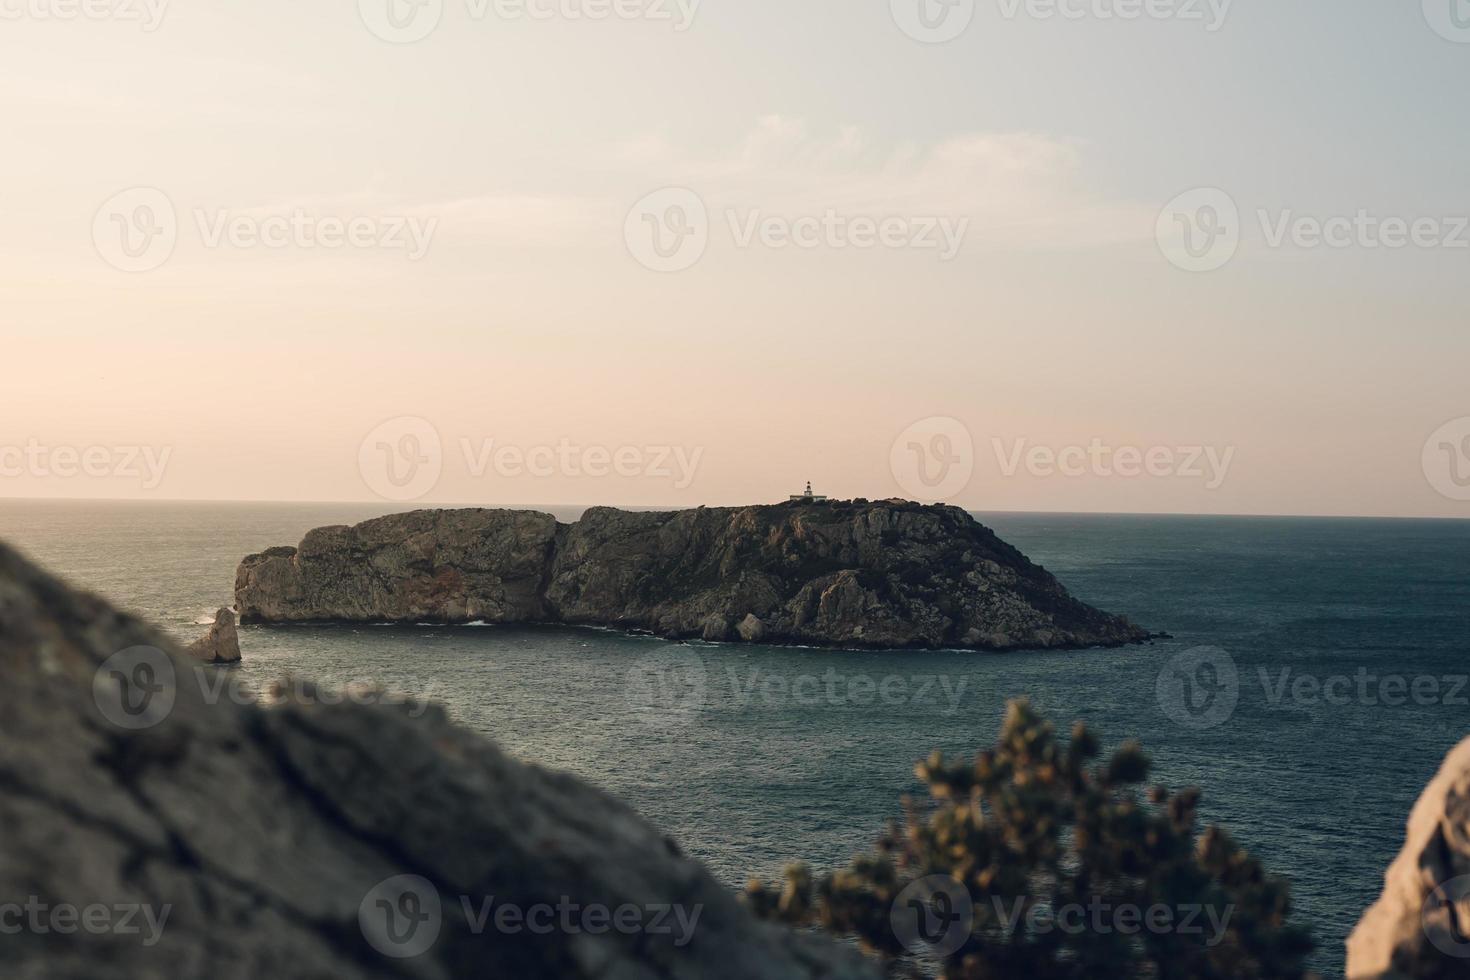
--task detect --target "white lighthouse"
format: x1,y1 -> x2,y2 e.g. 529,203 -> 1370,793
788,481 -> 828,503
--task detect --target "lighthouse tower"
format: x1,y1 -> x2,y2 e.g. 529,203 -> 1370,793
788,481 -> 829,503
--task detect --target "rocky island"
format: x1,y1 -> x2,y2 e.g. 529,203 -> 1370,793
235,499 -> 1149,651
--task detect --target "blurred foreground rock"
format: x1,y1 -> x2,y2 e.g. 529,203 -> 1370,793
0,541 -> 878,980
1348,736 -> 1470,978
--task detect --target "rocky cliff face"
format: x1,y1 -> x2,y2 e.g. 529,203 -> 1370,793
1348,735 -> 1470,979
236,508 -> 558,624
0,539 -> 878,979
236,501 -> 1149,651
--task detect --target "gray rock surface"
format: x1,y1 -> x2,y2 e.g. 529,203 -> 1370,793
0,540 -> 879,980
736,613 -> 766,642
235,509 -> 558,624
184,606 -> 241,664
1348,735 -> 1470,978
237,501 -> 1148,651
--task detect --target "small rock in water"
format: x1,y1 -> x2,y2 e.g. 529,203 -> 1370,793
186,606 -> 242,664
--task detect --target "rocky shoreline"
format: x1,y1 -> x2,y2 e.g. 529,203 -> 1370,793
234,499 -> 1151,652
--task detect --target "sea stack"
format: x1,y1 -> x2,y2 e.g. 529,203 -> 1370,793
186,607 -> 243,664
235,500 -> 1149,652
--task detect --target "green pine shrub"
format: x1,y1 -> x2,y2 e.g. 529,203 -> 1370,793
744,700 -> 1315,979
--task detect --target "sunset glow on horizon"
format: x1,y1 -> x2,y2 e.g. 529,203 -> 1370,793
3,2 -> 1468,518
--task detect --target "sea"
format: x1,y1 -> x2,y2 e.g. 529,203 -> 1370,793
1,498 -> 1466,977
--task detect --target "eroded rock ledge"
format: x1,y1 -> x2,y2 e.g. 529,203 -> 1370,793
235,500 -> 1150,651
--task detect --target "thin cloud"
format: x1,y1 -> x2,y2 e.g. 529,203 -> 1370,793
426,118 -> 1155,250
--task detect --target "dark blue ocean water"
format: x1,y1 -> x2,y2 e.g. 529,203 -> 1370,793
1,499 -> 1466,976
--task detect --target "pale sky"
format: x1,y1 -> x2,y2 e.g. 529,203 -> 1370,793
3,1 -> 1469,517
